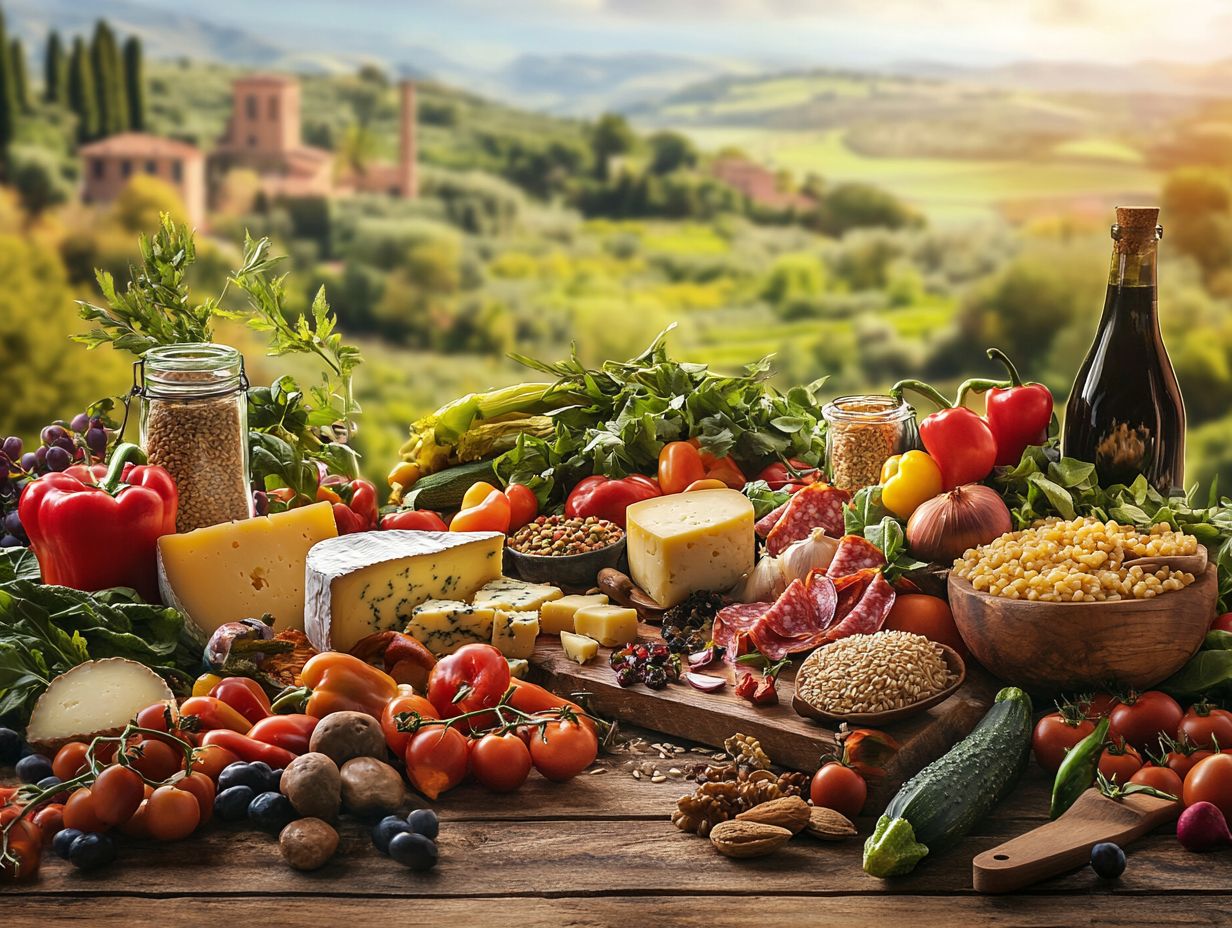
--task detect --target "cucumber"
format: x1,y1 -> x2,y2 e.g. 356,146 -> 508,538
862,686 -> 1033,878
404,459 -> 498,511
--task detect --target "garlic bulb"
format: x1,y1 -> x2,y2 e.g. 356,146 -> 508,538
732,529 -> 840,602
906,484 -> 1012,564
732,554 -> 788,603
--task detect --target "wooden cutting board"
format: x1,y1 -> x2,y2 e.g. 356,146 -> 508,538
528,625 -> 996,805
973,788 -> 1181,893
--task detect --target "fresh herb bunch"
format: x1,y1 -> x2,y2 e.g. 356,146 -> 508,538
844,484 -> 928,582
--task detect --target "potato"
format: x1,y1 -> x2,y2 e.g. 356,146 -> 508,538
280,753 -> 341,822
307,711 -> 386,765
340,756 -> 408,817
279,818 -> 339,871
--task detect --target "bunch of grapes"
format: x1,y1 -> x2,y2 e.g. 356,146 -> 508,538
1,414 -> 113,547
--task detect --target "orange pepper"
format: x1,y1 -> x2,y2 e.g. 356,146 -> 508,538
289,652 -> 400,719
178,696 -> 254,735
683,478 -> 729,492
450,489 -> 512,534
686,438 -> 747,489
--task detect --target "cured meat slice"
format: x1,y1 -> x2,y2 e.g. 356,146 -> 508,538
826,535 -> 887,579
826,572 -> 896,642
749,620 -> 804,662
832,568 -> 877,621
765,484 -> 850,556
803,571 -> 839,631
713,602 -> 770,663
759,579 -> 816,637
755,501 -> 790,539
752,576 -> 840,660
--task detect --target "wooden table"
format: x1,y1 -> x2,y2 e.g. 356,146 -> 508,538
3,728 -> 1229,927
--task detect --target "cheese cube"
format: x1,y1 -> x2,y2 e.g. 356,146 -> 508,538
573,604 -> 638,647
506,658 -> 530,679
539,593 -> 609,635
406,600 -> 495,655
158,502 -> 338,642
625,489 -> 755,608
561,631 -> 599,665
492,610 -> 539,659
472,577 -> 563,612
304,530 -> 503,651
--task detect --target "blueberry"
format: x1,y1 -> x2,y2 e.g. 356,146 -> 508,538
247,791 -> 295,833
407,808 -> 439,840
53,827 -> 84,860
68,832 -> 116,871
0,727 -> 21,764
1090,842 -> 1126,879
217,761 -> 273,793
15,753 -> 52,784
387,832 -> 438,871
372,814 -> 413,854
215,785 -> 256,822
37,775 -> 68,803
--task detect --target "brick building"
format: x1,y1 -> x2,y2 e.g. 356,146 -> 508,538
79,133 -> 207,226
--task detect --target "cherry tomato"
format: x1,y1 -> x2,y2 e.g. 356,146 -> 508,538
1177,703 -> 1232,753
52,742 -> 91,781
404,727 -> 469,800
1083,692 -> 1120,721
658,441 -> 706,495
1032,712 -> 1096,773
809,761 -> 867,818
470,733 -> 533,792
190,743 -> 242,783
91,764 -> 145,827
120,799 -> 151,838
505,484 -> 539,532
883,594 -> 968,658
426,643 -> 512,734
1097,743 -> 1143,783
176,771 -> 215,824
1108,691 -> 1183,752
1211,612 -> 1232,634
135,701 -> 192,748
528,719 -> 598,782
30,802 -> 65,838
506,679 -> 596,738
63,787 -> 109,833
381,692 -> 439,757
124,738 -> 184,781
449,489 -> 512,534
1164,742 -> 1213,780
1183,753 -> 1232,819
1128,764 -> 1183,797
145,785 -> 201,841
0,820 -> 41,880
461,481 -> 500,510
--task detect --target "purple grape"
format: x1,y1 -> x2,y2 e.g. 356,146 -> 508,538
253,490 -> 269,516
40,425 -> 67,446
19,452 -> 35,472
0,535 -> 20,548
4,512 -> 21,535
33,447 -> 46,469
2,437 -> 21,460
45,446 -> 70,472
85,428 -> 107,457
70,413 -> 90,433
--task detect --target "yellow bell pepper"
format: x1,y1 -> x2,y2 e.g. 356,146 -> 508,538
192,672 -> 224,698
880,451 -> 943,519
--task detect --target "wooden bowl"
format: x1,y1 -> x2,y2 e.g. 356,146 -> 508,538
792,641 -> 967,726
948,564 -> 1217,694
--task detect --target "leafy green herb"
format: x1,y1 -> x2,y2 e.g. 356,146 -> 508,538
742,480 -> 791,521
1161,630 -> 1232,700
844,484 -> 928,581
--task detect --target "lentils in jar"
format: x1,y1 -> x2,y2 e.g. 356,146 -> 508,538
509,515 -> 623,556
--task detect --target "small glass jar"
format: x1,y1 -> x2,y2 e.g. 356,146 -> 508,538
822,394 -> 915,492
138,344 -> 253,534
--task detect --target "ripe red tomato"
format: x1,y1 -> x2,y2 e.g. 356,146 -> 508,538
63,787 -> 109,833
1083,692 -> 1120,721
191,743 -> 242,783
1128,765 -> 1183,797
91,764 -> 145,827
30,802 -> 65,838
1177,704 -> 1232,753
52,742 -> 91,781
1097,744 -> 1143,784
1183,753 -> 1232,819
1032,712 -> 1096,773
175,771 -> 215,824
0,820 -> 41,880
470,732 -> 533,792
883,595 -> 968,658
145,785 -> 201,841
529,719 -> 599,782
381,692 -> 439,757
810,761 -> 867,819
1108,691 -> 1183,752
1211,612 -> 1232,634
119,799 -> 151,838
125,738 -> 184,781
404,727 -> 470,800
505,484 -> 539,532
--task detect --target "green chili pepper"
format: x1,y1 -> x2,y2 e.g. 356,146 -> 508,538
1050,715 -> 1110,819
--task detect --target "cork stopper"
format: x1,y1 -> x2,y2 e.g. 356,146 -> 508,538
1113,206 -> 1161,253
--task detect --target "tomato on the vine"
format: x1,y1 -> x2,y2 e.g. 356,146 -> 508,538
145,785 -> 201,841
0,820 -> 41,880
528,719 -> 598,782
1097,743 -> 1143,783
1177,703 -> 1232,753
426,643 -> 511,734
1032,705 -> 1095,773
1157,734 -> 1212,779
190,743 -> 241,783
404,727 -> 469,800
124,738 -> 183,781
809,761 -> 867,818
91,764 -> 145,827
30,802 -> 65,839
470,732 -> 533,792
1128,764 -> 1182,797
1182,753 -> 1232,820
1108,691 -> 1183,751
175,771 -> 216,824
381,692 -> 439,757
1082,692 -> 1120,721
63,787 -> 109,833
52,741 -> 91,781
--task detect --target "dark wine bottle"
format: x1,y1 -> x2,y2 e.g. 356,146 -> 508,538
1063,206 -> 1186,492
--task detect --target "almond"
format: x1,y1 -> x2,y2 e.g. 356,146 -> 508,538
735,796 -> 810,835
709,820 -> 792,858
804,806 -> 858,841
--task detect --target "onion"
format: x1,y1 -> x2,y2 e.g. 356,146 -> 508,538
906,484 -> 1012,564
684,672 -> 726,693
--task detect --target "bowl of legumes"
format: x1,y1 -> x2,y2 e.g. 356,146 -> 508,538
506,515 -> 626,586
948,516 -> 1217,693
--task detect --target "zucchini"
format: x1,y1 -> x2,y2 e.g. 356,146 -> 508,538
862,686 -> 1033,877
404,459 -> 498,511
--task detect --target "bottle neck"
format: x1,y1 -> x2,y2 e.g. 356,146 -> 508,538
1107,246 -> 1157,290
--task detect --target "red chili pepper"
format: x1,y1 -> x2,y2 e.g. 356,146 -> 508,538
199,729 -> 297,768
426,643 -> 511,734
564,474 -> 661,528
247,714 -> 319,756
751,675 -> 779,707
208,677 -> 272,725
17,442 -> 178,602
178,696 -> 254,735
891,380 -> 998,490
380,509 -> 449,532
734,670 -> 759,701
757,458 -> 822,491
957,349 -> 1055,467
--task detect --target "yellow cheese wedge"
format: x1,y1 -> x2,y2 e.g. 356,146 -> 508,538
492,610 -> 539,659
561,631 -> 599,665
539,593 -> 609,635
406,600 -> 496,655
157,502 -> 338,642
573,604 -> 638,647
625,488 -> 755,608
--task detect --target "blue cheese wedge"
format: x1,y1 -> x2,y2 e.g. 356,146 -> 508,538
407,600 -> 496,655
491,610 -> 539,659
506,658 -> 530,679
472,577 -> 563,612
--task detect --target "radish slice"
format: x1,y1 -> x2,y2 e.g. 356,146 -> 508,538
684,672 -> 726,693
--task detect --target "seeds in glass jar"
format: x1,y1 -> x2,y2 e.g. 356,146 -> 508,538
509,515 -> 623,556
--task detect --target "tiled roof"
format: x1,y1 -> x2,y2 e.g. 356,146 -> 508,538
78,132 -> 203,160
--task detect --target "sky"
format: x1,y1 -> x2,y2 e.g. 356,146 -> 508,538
128,0 -> 1232,69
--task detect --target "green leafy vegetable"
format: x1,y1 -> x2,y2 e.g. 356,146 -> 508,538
844,485 -> 927,581
742,480 -> 791,520
1161,630 -> 1232,699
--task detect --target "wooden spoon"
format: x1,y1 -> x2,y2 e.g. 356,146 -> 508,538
1122,547 -> 1207,575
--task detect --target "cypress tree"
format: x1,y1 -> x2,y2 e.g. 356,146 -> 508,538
45,31 -> 66,105
108,28 -> 127,132
90,20 -> 126,136
122,35 -> 143,131
10,39 -> 27,113
0,8 -> 17,168
68,36 -> 98,141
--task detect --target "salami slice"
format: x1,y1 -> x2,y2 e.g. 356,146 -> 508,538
755,500 -> 790,539
804,571 -> 839,631
748,620 -> 803,662
765,484 -> 850,556
832,568 -> 878,622
826,572 -> 896,641
713,602 -> 770,663
826,535 -> 887,579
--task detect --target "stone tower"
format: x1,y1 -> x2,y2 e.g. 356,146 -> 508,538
399,80 -> 418,199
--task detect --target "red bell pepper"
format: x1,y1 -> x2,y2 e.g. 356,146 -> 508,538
199,729 -> 297,768
957,349 -> 1055,467
891,380 -> 998,490
564,474 -> 661,527
18,443 -> 177,602
327,477 -> 379,535
178,696 -> 254,735
247,714 -> 319,756
208,677 -> 272,725
379,509 -> 449,532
